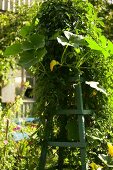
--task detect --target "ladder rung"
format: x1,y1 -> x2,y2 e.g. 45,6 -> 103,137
57,109 -> 92,115
48,141 -> 86,148
45,164 -> 77,170
68,76 -> 84,82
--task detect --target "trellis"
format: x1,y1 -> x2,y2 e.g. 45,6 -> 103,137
39,72 -> 91,170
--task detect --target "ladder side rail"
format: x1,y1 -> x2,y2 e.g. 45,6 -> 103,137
76,73 -> 86,170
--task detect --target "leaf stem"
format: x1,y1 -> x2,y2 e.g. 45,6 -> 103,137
61,45 -> 68,64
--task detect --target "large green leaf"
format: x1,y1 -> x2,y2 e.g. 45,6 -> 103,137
101,49 -> 109,58
64,31 -> 74,40
22,41 -> 34,51
4,43 -> 22,56
30,34 -> 45,49
69,35 -> 85,48
107,40 -> 113,55
19,50 -> 35,68
57,36 -> 71,46
85,36 -> 102,51
20,25 -> 31,37
64,31 -> 84,41
64,31 -> 85,48
99,35 -> 107,48
57,31 -> 85,48
85,36 -> 112,57
35,48 -> 47,62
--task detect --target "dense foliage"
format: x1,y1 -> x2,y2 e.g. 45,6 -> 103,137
2,0 -> 113,169
0,4 -> 39,85
31,1 -> 113,168
89,0 -> 113,40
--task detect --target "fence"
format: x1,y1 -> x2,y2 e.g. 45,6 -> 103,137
21,99 -> 35,117
0,0 -> 43,12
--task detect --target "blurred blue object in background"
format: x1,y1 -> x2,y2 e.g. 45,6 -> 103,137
12,132 -> 29,141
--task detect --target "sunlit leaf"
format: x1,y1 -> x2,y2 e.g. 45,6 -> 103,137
57,36 -> 71,46
75,48 -> 80,53
107,40 -> 113,55
107,143 -> 113,157
101,49 -> 109,58
98,154 -> 113,167
87,135 -> 103,141
64,31 -> 84,41
64,31 -> 85,48
23,21 -> 31,26
99,36 -> 107,48
20,25 -> 31,37
89,162 -> 103,170
64,31 -> 75,40
85,36 -> 102,51
4,43 -> 22,56
85,81 -> 107,95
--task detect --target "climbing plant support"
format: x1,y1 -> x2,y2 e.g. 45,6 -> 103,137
38,72 -> 91,170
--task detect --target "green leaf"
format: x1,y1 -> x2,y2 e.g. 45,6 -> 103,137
49,32 -> 60,40
64,31 -> 74,40
99,36 -> 107,48
85,36 -> 102,51
22,41 -> 34,51
57,36 -> 71,46
66,119 -> 79,141
35,48 -> 47,62
101,50 -> 109,58
75,48 -> 80,53
4,43 -> 22,56
107,40 -> 113,55
98,154 -> 113,167
64,31 -> 84,41
85,36 -> 110,58
20,25 -> 31,37
87,134 -> 103,141
64,31 -> 85,48
58,31 -> 85,48
30,34 -> 45,49
69,36 -> 84,48
19,50 -> 35,68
